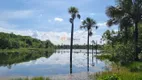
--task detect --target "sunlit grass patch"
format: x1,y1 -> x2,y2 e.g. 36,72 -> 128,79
91,63 -> 142,80
95,54 -> 111,60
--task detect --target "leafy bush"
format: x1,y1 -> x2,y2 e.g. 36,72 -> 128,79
99,74 -> 121,80
96,54 -> 112,60
113,43 -> 134,65
128,62 -> 142,72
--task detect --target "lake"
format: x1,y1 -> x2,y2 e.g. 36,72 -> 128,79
0,49 -> 108,77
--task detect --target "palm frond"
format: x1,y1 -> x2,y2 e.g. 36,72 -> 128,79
89,31 -> 93,36
68,6 -> 79,14
80,25 -> 87,30
81,17 -> 97,31
77,14 -> 81,19
91,40 -> 95,44
95,26 -> 98,29
107,19 -> 114,27
119,16 -> 133,31
82,20 -> 87,25
106,6 -> 124,19
68,6 -> 80,21
71,14 -> 76,19
86,17 -> 91,24
69,18 -> 73,23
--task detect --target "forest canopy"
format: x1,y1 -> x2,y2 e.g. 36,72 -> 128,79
0,32 -> 54,49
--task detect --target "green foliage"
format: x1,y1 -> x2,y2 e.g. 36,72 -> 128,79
96,54 -> 112,61
105,0 -> 142,61
31,77 -> 44,80
91,63 -> 142,80
124,61 -> 142,72
101,29 -> 136,65
114,43 -> 134,64
56,44 -> 103,49
98,74 -> 121,80
0,32 -> 54,49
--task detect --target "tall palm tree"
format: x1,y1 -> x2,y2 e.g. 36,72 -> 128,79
68,6 -> 80,74
106,0 -> 142,60
80,17 -> 98,71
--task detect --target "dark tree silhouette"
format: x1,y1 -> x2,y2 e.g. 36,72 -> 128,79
80,17 -> 98,71
68,6 -> 80,74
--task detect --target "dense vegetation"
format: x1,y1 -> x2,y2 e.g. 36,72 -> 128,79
103,0 -> 142,61
56,44 -> 102,50
101,18 -> 142,64
0,32 -> 54,49
0,32 -> 55,68
91,0 -> 142,79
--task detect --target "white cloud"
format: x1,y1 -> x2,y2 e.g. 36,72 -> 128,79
54,17 -> 63,22
81,20 -> 83,22
97,22 -> 106,27
114,29 -> 118,32
0,27 -> 102,45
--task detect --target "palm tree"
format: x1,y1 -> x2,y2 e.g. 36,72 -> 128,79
68,6 -> 80,74
80,17 -> 98,71
106,0 -> 142,60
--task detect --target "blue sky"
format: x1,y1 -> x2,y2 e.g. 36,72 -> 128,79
0,0 -> 117,45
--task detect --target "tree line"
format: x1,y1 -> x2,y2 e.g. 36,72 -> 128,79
0,32 -> 54,49
56,44 -> 102,50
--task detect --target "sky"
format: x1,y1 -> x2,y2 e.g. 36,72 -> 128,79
0,0 -> 118,45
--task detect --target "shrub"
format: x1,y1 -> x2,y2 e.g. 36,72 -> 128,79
99,74 -> 121,80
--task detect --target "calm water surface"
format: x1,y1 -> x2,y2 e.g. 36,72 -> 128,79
0,49 -> 108,77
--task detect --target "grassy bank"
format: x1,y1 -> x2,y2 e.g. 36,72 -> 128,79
91,54 -> 142,80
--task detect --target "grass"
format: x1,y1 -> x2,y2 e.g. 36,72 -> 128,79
92,54 -> 142,80
95,54 -> 112,61
13,77 -> 50,80
124,61 -> 142,72
91,63 -> 142,80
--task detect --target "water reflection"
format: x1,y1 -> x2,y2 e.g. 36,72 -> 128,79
0,49 -> 107,77
0,50 -> 53,68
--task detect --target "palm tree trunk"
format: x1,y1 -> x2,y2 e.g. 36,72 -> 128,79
87,30 -> 89,72
96,41 -> 97,55
70,22 -> 74,74
92,44 -> 94,66
134,22 -> 139,61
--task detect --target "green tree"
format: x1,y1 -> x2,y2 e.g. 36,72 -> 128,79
0,32 -> 54,49
68,6 -> 80,74
80,17 -> 98,71
106,0 -> 142,60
